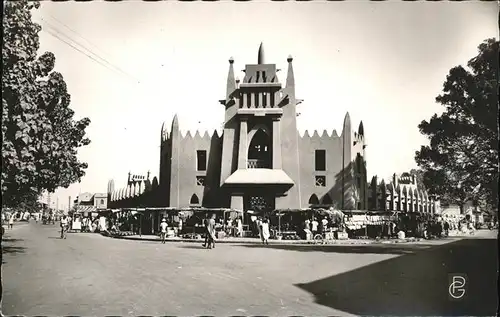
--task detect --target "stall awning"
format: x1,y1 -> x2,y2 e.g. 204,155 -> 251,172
77,205 -> 97,213
223,169 -> 294,186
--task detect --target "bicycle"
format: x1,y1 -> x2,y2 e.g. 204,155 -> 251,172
313,231 -> 335,244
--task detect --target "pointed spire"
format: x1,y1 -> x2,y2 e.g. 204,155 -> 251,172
171,114 -> 179,132
286,54 -> 294,88
258,42 -> 265,64
358,120 -> 364,136
343,112 -> 351,126
226,57 -> 236,99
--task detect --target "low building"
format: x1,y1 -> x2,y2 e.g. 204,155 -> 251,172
368,172 -> 439,213
73,192 -> 108,218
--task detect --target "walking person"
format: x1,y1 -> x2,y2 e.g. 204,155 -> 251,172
260,218 -> 270,245
206,214 -> 217,249
202,215 -> 210,248
8,216 -> 14,230
160,218 -> 168,244
60,215 -> 68,239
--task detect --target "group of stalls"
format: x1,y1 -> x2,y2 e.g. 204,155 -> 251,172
99,207 -> 245,238
95,206 -> 443,240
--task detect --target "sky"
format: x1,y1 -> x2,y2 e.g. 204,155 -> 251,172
31,1 -> 498,210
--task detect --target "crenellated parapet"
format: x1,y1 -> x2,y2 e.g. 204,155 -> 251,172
367,172 -> 439,213
108,172 -> 160,208
300,129 -> 340,140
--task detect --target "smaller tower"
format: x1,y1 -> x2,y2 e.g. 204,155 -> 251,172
258,42 -> 265,64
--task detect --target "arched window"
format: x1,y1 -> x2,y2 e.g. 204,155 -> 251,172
248,128 -> 271,168
308,194 -> 320,205
322,194 -> 333,205
100,199 -> 104,205
190,194 -> 200,205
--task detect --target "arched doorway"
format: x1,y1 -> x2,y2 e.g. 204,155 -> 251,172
190,194 -> 199,205
308,194 -> 320,205
248,128 -> 271,168
322,194 -> 333,205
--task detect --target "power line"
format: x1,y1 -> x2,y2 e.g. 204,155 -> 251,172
43,27 -> 127,79
45,13 -> 112,60
42,15 -> 135,80
40,18 -> 140,82
41,19 -> 137,80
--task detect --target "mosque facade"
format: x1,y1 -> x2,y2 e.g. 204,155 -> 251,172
108,44 -> 369,213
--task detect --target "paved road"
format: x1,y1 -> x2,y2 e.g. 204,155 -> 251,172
1,223 -> 497,316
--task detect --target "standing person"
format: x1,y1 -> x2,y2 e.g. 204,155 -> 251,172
160,218 -> 168,244
311,217 -> 319,237
322,217 -> 329,233
60,215 -> 68,239
236,217 -> 243,237
207,214 -> 217,249
304,218 -> 311,231
444,221 -> 450,237
8,215 -> 14,230
178,218 -> 183,237
260,218 -> 270,245
256,217 -> 263,240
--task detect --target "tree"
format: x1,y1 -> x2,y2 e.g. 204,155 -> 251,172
415,38 -> 498,212
2,1 -> 91,208
409,168 -> 427,192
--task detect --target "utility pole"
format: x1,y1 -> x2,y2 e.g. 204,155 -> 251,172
68,196 -> 71,213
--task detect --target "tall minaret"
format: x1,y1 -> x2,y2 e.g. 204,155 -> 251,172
219,56 -> 238,186
278,53 -> 302,208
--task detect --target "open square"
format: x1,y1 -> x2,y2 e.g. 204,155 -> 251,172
2,223 -> 497,316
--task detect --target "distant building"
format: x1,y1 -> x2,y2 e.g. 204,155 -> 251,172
73,192 -> 108,217
107,44 -> 369,212
368,172 -> 439,213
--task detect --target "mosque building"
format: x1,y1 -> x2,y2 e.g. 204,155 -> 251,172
107,43 -> 369,213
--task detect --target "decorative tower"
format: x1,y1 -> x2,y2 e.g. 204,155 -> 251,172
219,43 -> 295,211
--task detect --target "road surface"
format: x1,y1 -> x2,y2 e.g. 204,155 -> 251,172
1,223 -> 497,316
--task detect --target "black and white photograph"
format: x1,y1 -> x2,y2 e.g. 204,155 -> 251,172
1,0 -> 498,316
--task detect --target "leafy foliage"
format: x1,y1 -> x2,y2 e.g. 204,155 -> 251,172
409,169 -> 427,192
2,1 -> 91,207
415,38 -> 498,210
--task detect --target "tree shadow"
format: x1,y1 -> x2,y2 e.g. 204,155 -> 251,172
240,243 -> 436,255
1,238 -> 24,243
1,245 -> 26,255
294,238 -> 498,316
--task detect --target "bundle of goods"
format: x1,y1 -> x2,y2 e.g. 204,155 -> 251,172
182,233 -> 202,240
113,231 -> 135,237
282,234 -> 301,240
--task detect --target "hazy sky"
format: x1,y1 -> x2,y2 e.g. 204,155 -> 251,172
31,1 -> 497,210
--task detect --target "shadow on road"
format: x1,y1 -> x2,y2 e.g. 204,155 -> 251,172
1,238 -> 24,243
47,237 -> 63,240
295,238 -> 498,316
1,245 -> 26,255
240,243 -> 438,255
178,245 -> 209,250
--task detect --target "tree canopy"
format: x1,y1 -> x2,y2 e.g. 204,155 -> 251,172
415,38 -> 498,211
2,1 -> 91,208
